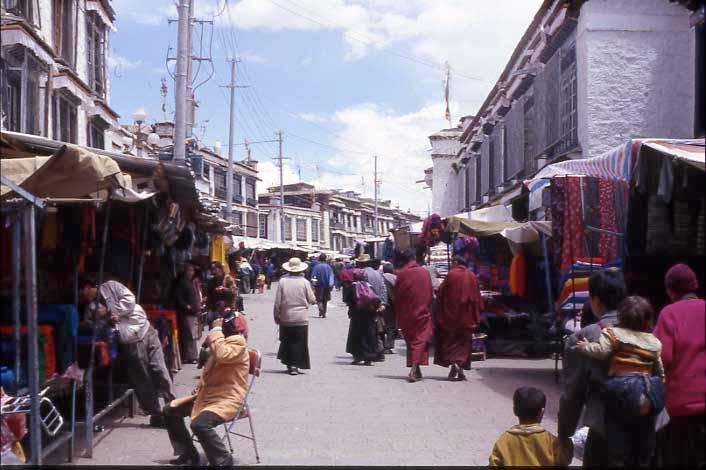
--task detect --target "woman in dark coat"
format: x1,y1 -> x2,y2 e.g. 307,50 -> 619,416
174,264 -> 201,363
343,269 -> 380,366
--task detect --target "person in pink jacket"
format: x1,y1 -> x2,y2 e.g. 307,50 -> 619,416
653,263 -> 705,467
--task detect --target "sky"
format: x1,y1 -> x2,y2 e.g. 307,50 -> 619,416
108,0 -> 543,215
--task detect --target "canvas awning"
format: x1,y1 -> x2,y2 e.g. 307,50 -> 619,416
1,144 -> 124,200
500,221 -> 552,244
524,138 -> 705,211
445,215 -> 522,237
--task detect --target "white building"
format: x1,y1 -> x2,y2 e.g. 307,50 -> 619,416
447,0 -> 701,215
427,126 -> 464,217
1,0 -> 123,150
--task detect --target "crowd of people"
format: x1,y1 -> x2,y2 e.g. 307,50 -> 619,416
76,247 -> 704,467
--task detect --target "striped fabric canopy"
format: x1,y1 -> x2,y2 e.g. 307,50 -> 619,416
524,138 -> 705,211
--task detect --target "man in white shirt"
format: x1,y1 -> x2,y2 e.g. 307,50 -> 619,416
80,277 -> 175,427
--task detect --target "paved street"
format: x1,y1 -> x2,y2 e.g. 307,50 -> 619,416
56,285 -> 564,466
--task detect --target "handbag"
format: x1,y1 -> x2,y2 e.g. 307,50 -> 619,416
354,281 -> 380,311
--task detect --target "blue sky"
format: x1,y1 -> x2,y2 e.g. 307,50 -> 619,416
108,0 -> 542,213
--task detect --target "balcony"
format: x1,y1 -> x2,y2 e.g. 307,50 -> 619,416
246,197 -> 258,207
233,194 -> 244,204
330,221 -> 345,230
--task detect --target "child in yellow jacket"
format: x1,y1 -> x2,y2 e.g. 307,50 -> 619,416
489,386 -> 572,467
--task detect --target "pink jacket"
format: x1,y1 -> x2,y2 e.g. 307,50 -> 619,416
653,298 -> 706,416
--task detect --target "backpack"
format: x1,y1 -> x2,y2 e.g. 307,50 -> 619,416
354,281 -> 381,311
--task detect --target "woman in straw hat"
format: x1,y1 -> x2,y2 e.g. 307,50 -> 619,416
273,257 -> 317,375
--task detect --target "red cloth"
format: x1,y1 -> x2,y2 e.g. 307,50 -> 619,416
434,265 -> 481,367
509,253 -> 528,297
394,261 -> 433,366
653,298 -> 706,417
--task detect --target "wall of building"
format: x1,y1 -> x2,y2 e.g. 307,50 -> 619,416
431,155 -> 463,217
577,0 -> 695,158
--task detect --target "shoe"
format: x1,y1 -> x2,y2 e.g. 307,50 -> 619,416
407,372 -> 417,383
457,371 -> 468,381
414,367 -> 423,380
149,414 -> 166,428
169,452 -> 199,465
351,359 -> 363,365
383,349 -> 394,355
448,365 -> 458,381
288,368 -> 299,375
363,360 -> 373,366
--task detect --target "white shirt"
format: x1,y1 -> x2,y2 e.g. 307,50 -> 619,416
99,280 -> 150,344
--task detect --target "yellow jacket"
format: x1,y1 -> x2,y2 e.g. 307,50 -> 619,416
170,330 -> 250,421
489,424 -> 572,467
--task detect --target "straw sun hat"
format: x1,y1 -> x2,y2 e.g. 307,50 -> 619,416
282,257 -> 308,273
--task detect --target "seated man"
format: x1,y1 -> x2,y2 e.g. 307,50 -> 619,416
163,315 -> 250,466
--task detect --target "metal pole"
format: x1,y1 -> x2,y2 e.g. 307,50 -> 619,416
136,205 -> 149,303
225,58 -> 237,222
12,212 -> 21,391
173,0 -> 191,161
85,199 -> 112,457
374,155 -> 379,236
185,0 -> 195,139
23,204 -> 41,465
278,131 -> 285,243
541,232 -> 554,314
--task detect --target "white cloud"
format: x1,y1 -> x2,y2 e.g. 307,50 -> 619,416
107,53 -> 142,71
239,50 -> 269,64
257,160 -> 300,193
113,0 -> 175,26
300,56 -> 313,67
296,113 -> 329,123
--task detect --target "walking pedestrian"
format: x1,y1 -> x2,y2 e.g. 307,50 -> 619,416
333,258 -> 344,291
239,258 -> 253,294
653,263 -> 705,467
575,296 -> 665,466
273,257 -> 316,375
558,268 -> 627,466
163,315 -> 249,466
311,254 -> 335,318
343,268 -> 380,366
265,259 -> 275,290
381,263 -> 397,354
434,256 -> 481,381
361,255 -> 388,361
393,249 -> 434,383
174,264 -> 201,364
250,260 -> 260,294
79,278 -> 175,427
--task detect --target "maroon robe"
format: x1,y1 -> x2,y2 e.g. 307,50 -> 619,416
394,261 -> 433,367
434,264 -> 481,368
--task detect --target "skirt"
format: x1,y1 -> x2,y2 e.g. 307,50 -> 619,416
277,325 -> 311,369
433,329 -> 473,369
345,310 -> 380,361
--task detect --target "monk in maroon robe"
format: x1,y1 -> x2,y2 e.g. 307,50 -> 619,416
394,251 -> 433,382
434,256 -> 481,381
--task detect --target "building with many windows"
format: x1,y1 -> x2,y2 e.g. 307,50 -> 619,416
258,182 -> 422,253
1,0 -> 122,149
431,0 -> 702,218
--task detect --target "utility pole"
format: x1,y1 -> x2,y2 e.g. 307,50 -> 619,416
373,155 -> 379,236
276,130 -> 287,243
185,0 -> 194,139
173,0 -> 191,161
222,58 -> 246,222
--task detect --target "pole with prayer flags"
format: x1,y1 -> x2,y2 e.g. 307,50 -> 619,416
444,62 -> 452,128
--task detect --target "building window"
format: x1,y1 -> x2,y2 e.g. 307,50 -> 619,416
258,214 -> 267,238
559,43 -> 578,154
202,162 -> 210,181
214,168 -> 226,199
3,0 -> 38,25
86,11 -> 107,97
312,219 -> 319,242
246,212 -> 257,238
87,116 -> 108,149
284,216 -> 292,241
52,90 -> 78,143
233,175 -> 242,197
296,218 -> 307,242
1,45 -> 46,135
53,0 -> 77,68
245,178 -> 256,200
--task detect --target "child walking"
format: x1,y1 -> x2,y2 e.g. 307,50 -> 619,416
576,295 -> 665,466
489,386 -> 572,466
257,273 -> 266,294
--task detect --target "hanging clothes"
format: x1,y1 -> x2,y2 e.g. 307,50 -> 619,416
509,252 -> 528,298
209,235 -> 229,273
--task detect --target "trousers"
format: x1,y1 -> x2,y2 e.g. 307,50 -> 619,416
163,402 -> 232,466
122,326 -> 175,415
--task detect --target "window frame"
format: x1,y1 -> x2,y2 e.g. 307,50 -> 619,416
284,216 -> 293,241
295,218 -> 307,242
1,45 -> 46,135
53,0 -> 78,69
52,89 -> 79,143
258,213 -> 267,239
311,219 -> 319,242
87,116 -> 108,149
86,10 -> 107,97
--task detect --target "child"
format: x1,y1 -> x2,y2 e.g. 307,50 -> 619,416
575,295 -> 665,466
257,273 -> 266,294
489,387 -> 572,467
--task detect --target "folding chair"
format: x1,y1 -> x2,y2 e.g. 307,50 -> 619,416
222,348 -> 261,463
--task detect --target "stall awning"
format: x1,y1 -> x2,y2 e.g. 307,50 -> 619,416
524,138 -> 705,211
500,221 -> 552,244
1,144 -> 124,200
445,215 -> 522,237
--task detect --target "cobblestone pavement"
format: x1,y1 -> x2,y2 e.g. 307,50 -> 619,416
56,285 -> 566,466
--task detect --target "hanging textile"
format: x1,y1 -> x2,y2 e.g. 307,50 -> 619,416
509,252 -> 528,297
209,235 -> 229,273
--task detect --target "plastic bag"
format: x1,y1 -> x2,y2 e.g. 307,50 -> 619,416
570,426 -> 589,461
